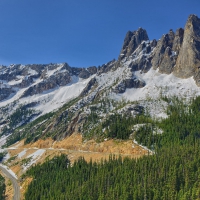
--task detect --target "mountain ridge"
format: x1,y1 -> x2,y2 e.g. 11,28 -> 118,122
1,14 -> 200,147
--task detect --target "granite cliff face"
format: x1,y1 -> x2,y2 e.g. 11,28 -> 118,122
173,15 -> 200,86
152,29 -> 176,73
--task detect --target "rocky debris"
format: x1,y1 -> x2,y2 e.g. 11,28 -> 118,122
173,15 -> 200,86
113,77 -> 145,93
119,28 -> 149,61
0,87 -> 15,101
80,78 -> 98,97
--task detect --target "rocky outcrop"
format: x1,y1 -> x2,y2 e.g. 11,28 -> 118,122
79,69 -> 91,79
172,28 -> 184,54
113,77 -> 145,93
21,71 -> 71,98
113,81 -> 126,93
97,59 -> 116,75
87,66 -> 97,75
128,40 -> 155,73
125,78 -> 145,88
80,78 -> 97,97
152,29 -> 176,74
173,15 -> 200,86
119,28 -> 149,61
117,104 -> 144,116
16,76 -> 34,88
158,46 -> 176,74
0,87 -> 15,101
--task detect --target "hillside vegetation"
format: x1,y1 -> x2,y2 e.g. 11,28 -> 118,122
0,174 -> 5,200
23,96 -> 200,200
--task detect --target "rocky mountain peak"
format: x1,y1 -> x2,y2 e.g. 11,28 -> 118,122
172,28 -> 184,53
151,29 -> 176,74
173,14 -> 200,85
119,27 -> 149,60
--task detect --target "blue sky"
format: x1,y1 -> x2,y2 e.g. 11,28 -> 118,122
0,0 -> 200,67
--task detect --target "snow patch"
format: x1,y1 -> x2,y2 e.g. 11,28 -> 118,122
18,149 -> 27,158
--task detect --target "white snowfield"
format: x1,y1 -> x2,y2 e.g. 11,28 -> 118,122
23,149 -> 46,170
17,149 -> 27,158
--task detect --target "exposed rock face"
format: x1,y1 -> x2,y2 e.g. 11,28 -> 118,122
21,71 -> 72,98
113,81 -> 126,93
128,40 -> 155,73
113,77 -> 145,93
97,59 -> 116,75
16,76 -> 34,88
158,46 -> 176,74
117,104 -> 144,116
0,87 -> 15,101
79,69 -> 91,79
173,15 -> 200,85
152,29 -> 176,74
0,62 -> 98,101
87,66 -> 97,75
119,28 -> 149,60
172,28 -> 184,54
80,78 -> 97,97
124,78 -> 145,88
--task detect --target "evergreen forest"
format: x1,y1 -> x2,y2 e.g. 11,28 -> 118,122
24,97 -> 200,200
0,174 -> 5,200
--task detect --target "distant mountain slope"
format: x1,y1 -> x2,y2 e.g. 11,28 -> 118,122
1,14 -> 200,146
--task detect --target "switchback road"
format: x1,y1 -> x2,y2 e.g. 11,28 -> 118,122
0,165 -> 20,200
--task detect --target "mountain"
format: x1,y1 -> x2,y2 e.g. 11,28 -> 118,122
1,14 -> 200,147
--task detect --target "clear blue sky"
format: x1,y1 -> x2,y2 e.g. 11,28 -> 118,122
0,0 -> 199,67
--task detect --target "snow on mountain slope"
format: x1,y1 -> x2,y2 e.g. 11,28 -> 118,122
1,22 -> 200,143
33,76 -> 93,115
121,68 -> 200,101
0,63 -> 95,127
0,75 -> 92,115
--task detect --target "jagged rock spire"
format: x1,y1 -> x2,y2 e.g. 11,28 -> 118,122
173,14 -> 200,85
119,28 -> 149,60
